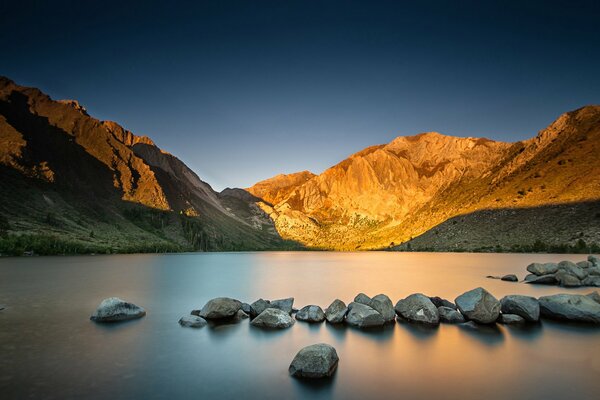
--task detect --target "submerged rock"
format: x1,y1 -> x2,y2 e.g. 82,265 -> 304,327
369,294 -> 395,322
346,302 -> 385,328
524,274 -> 557,285
501,274 -> 518,282
296,305 -> 326,323
179,315 -> 208,328
455,288 -> 500,324
271,298 -> 294,314
90,297 -> 146,322
251,308 -> 295,328
498,314 -> 525,324
325,299 -> 348,324
199,297 -> 242,320
394,293 -> 439,326
539,294 -> 600,323
354,293 -> 372,305
289,343 -> 339,379
527,262 -> 559,276
429,296 -> 457,310
438,306 -> 465,323
249,298 -> 271,317
500,295 -> 540,322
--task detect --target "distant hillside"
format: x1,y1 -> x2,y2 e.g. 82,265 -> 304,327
0,77 -> 298,255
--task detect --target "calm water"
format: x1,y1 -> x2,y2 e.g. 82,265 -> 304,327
1,252 -> 599,400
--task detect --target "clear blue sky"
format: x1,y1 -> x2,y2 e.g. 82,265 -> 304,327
1,1 -> 599,190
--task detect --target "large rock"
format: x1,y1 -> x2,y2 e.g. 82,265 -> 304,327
199,297 -> 242,320
583,276 -> 600,287
577,261 -> 593,269
524,274 -> 558,285
249,298 -> 271,317
289,343 -> 339,378
179,315 -> 207,328
394,293 -> 439,326
325,299 -> 348,324
555,270 -> 582,287
589,255 -> 600,267
500,295 -> 540,322
369,294 -> 395,322
90,297 -> 146,322
539,294 -> 600,323
558,261 -> 587,280
498,314 -> 525,324
501,274 -> 518,282
251,308 -> 295,328
589,267 -> 600,276
438,306 -> 465,323
429,296 -> 457,310
345,302 -> 385,328
526,262 -> 558,276
271,298 -> 294,314
296,305 -> 326,323
354,293 -> 371,305
455,288 -> 500,324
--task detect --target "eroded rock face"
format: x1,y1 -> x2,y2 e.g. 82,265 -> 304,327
455,288 -> 500,324
296,305 -> 326,323
369,294 -> 395,322
179,315 -> 207,328
394,294 -> 439,326
251,308 -> 295,328
438,306 -> 465,323
325,299 -> 348,324
199,297 -> 242,320
539,294 -> 600,323
500,295 -> 540,322
346,302 -> 385,328
90,297 -> 146,322
289,343 -> 339,379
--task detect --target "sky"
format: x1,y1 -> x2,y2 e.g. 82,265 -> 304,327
1,1 -> 599,190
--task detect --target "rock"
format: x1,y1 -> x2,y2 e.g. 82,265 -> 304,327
498,314 -> 525,324
524,274 -> 557,285
90,297 -> 146,322
289,343 -> 339,378
296,305 -> 326,323
455,287 -> 500,324
558,261 -> 587,280
587,291 -> 600,304
500,295 -> 540,322
325,299 -> 348,324
235,310 -> 249,319
354,293 -> 371,305
179,315 -> 207,328
526,262 -> 558,276
588,255 -> 600,267
369,294 -> 395,322
438,306 -> 465,323
501,274 -> 518,282
199,297 -> 242,320
588,267 -> 600,276
577,261 -> 593,269
583,276 -> 600,287
251,308 -> 295,328
249,298 -> 271,317
555,270 -> 582,287
539,294 -> 600,323
241,302 -> 252,314
345,302 -> 385,328
271,298 -> 294,314
429,296 -> 457,310
394,293 -> 439,326
486,275 -> 501,279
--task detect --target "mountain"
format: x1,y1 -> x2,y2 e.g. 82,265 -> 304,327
0,77 -> 297,254
248,105 -> 600,251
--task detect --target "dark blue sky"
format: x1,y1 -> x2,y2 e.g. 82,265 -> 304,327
2,1 -> 599,190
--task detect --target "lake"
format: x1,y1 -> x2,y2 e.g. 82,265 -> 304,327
1,252 -> 599,399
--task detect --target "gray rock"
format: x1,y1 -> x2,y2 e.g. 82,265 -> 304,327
429,296 -> 457,310
394,293 -> 439,326
539,294 -> 600,323
577,261 -> 593,269
179,315 -> 207,328
558,261 -> 587,280
455,287 -> 500,324
289,343 -> 339,378
369,294 -> 395,322
588,255 -> 600,267
438,306 -> 465,323
325,299 -> 348,324
583,276 -> 600,287
90,297 -> 146,322
587,291 -> 600,304
526,262 -> 558,276
251,308 -> 295,328
588,267 -> 600,276
199,297 -> 242,320
235,309 -> 249,320
500,295 -> 540,322
354,293 -> 371,305
296,305 -> 326,323
271,298 -> 294,314
346,302 -> 385,328
249,298 -> 271,317
241,302 -> 252,314
501,274 -> 518,282
524,274 -> 557,285
555,270 -> 582,287
498,314 -> 525,324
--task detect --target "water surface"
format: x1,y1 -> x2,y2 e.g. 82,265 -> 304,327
1,252 -> 599,399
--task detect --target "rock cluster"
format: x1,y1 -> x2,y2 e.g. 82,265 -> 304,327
525,256 -> 600,288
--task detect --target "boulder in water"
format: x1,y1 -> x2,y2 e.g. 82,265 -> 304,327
354,293 -> 371,305
539,294 -> 600,323
179,315 -> 208,328
90,297 -> 146,322
289,343 -> 339,378
524,274 -> 557,285
438,306 -> 465,323
455,287 -> 500,324
325,299 -> 348,324
369,294 -> 395,322
346,302 -> 385,328
501,274 -> 518,282
500,295 -> 540,322
394,293 -> 439,326
199,297 -> 242,320
251,308 -> 295,328
271,298 -> 294,314
296,305 -> 326,323
526,262 -> 558,276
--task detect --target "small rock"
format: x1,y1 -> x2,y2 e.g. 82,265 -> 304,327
577,261 -> 593,269
501,274 -> 518,282
289,343 -> 339,379
587,291 -> 600,304
582,276 -> 600,287
498,314 -> 525,324
251,308 -> 295,328
271,298 -> 294,314
354,293 -> 371,305
325,299 -> 348,324
179,315 -> 207,328
526,262 -> 558,276
429,296 -> 457,310
486,275 -> 501,279
589,267 -> 600,276
296,305 -> 326,323
249,298 -> 271,318
539,294 -> 600,323
346,302 -> 385,328
555,270 -> 582,287
394,293 -> 439,326
241,303 -> 252,314
500,295 -> 540,322
588,255 -> 599,267
455,287 -> 500,324
199,297 -> 242,320
438,306 -> 465,323
524,274 -> 557,285
90,297 -> 146,322
369,294 -> 395,322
